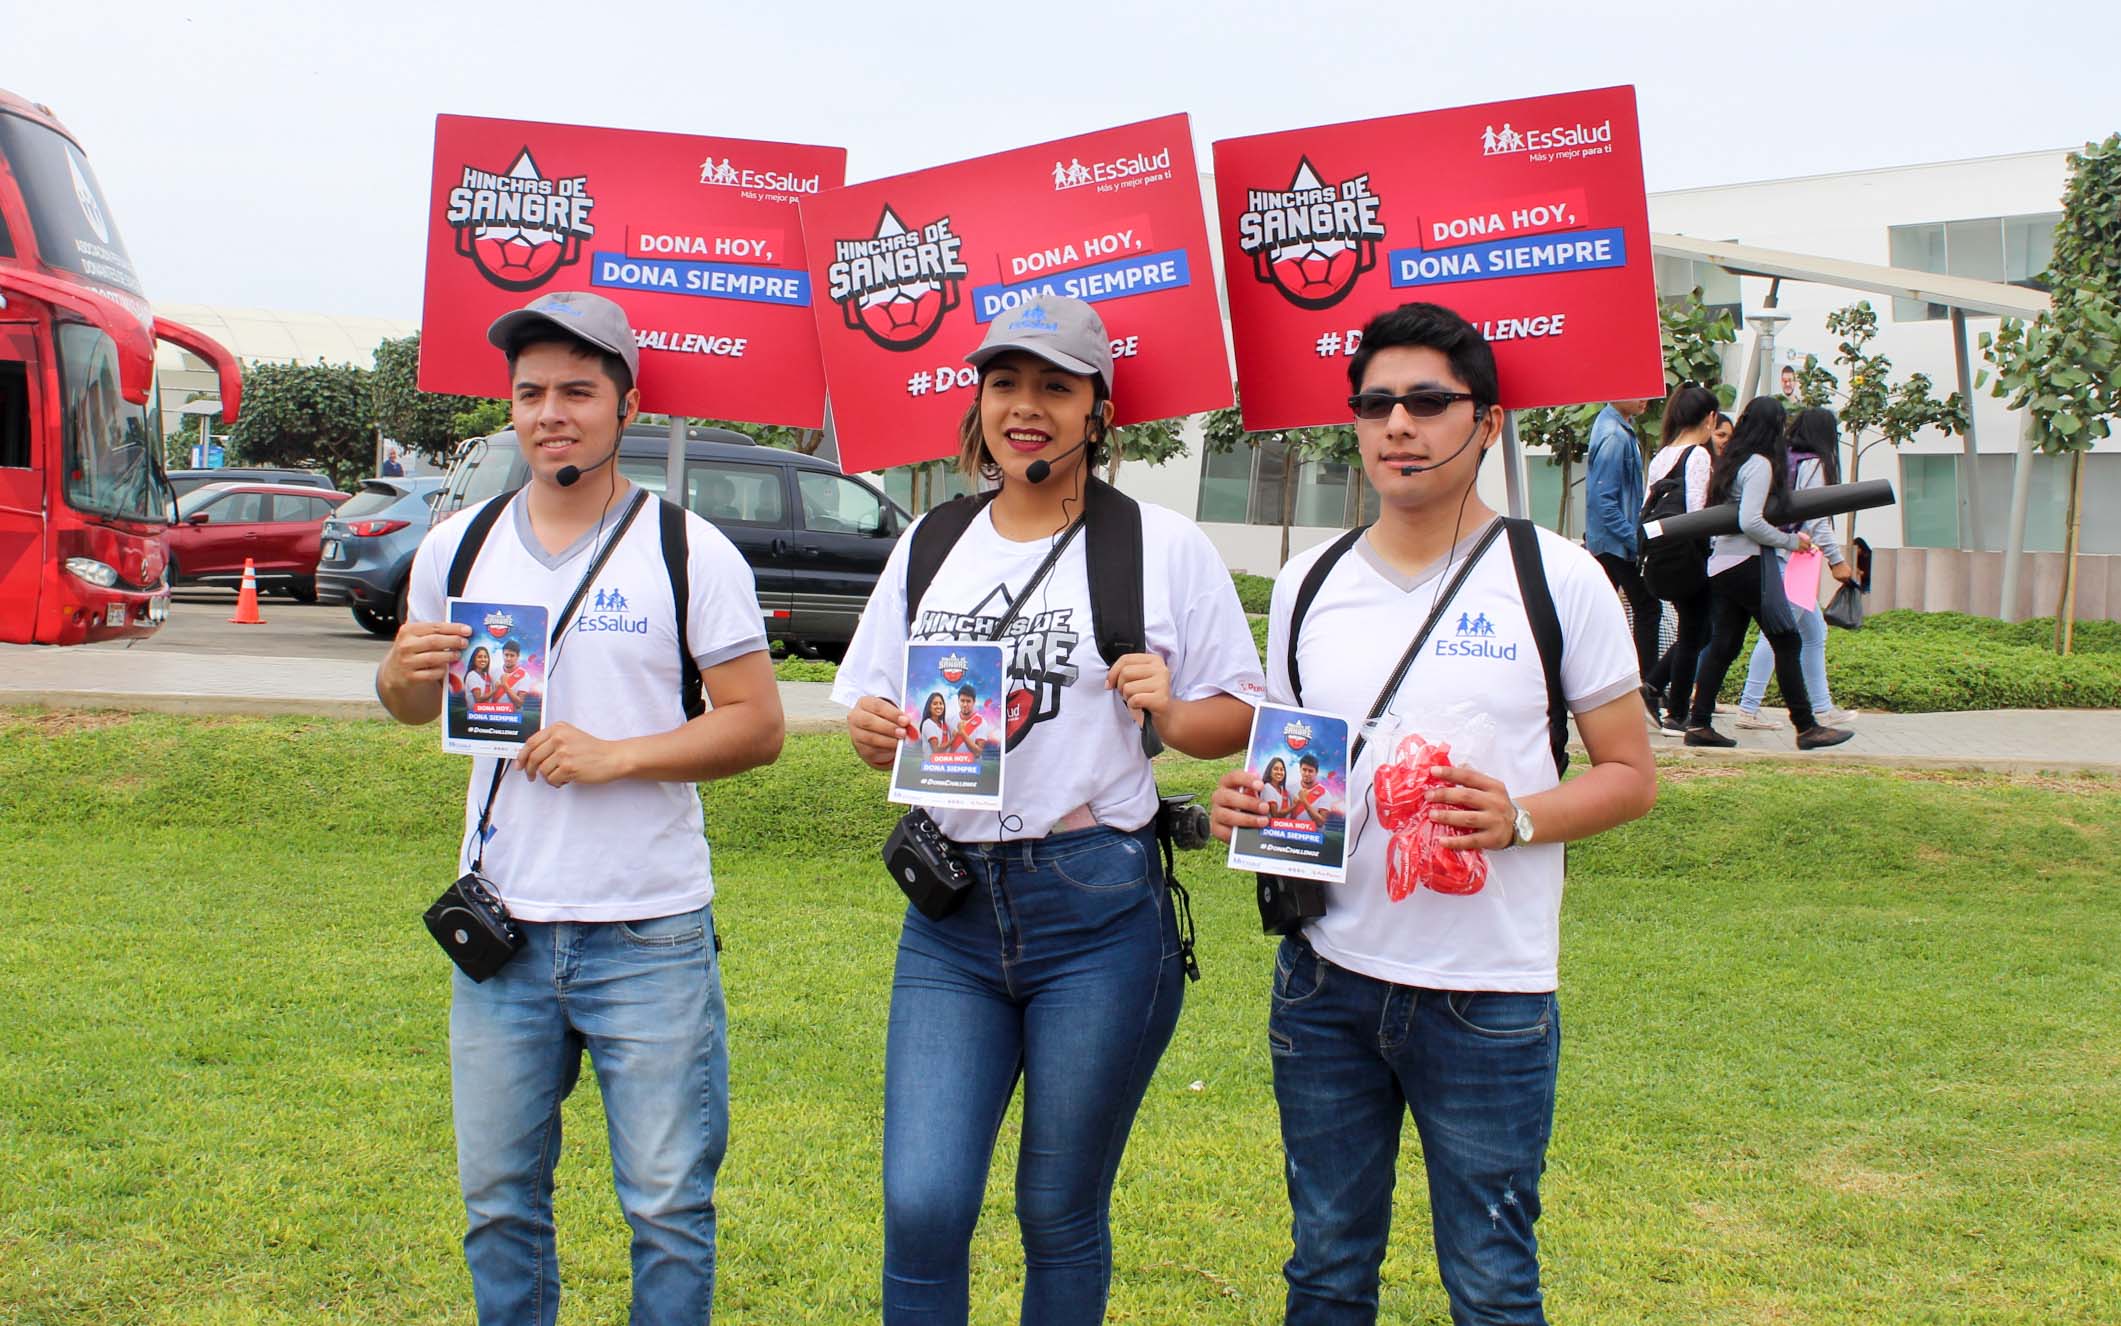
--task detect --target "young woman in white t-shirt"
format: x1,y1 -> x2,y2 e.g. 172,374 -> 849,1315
1258,756 -> 1292,815
837,296 -> 1263,1326
915,691 -> 950,751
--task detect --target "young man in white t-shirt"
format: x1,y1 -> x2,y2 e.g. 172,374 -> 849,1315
377,290 -> 784,1326
1212,301 -> 1657,1326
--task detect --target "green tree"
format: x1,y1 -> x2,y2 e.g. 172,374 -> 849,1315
1979,133 -> 2121,653
226,360 -> 376,492
1201,387 -> 1356,568
1806,301 -> 1967,545
371,333 -> 494,467
1518,291 -> 1738,534
1104,416 -> 1187,483
690,419 -> 824,453
450,398 -> 511,441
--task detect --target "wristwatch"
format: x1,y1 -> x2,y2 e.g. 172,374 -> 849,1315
1507,800 -> 1534,848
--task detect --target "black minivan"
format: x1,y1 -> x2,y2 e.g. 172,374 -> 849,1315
435,426 -> 909,658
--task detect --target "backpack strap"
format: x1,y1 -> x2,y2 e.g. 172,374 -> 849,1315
445,491 -> 517,598
1081,477 -> 1145,664
659,498 -> 705,721
903,490 -> 1000,632
1502,517 -> 1570,777
1284,525 -> 1368,706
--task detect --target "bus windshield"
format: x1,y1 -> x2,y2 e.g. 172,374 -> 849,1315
0,111 -> 144,295
58,321 -> 168,523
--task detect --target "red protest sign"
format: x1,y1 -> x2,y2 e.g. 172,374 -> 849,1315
797,114 -> 1231,474
1212,86 -> 1663,430
419,114 -> 845,427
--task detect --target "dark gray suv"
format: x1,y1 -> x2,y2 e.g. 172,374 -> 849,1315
315,476 -> 447,636
436,427 -> 909,658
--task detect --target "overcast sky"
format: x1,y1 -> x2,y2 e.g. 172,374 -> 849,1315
7,0 -> 2116,319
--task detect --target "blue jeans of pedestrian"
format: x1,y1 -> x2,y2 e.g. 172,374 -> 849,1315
882,823 -> 1184,1326
1742,573 -> 1832,713
450,905 -> 727,1326
1270,936 -> 1560,1326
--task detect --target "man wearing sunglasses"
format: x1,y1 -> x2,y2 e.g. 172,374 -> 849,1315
1211,302 -> 1657,1325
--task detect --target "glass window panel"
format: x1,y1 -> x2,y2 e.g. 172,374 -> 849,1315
215,490 -> 264,524
686,461 -> 785,525
616,456 -> 667,496
2004,212 -> 2060,287
797,471 -> 886,534
1251,438 -> 1291,526
1899,455 -> 1960,548
1888,223 -> 1947,322
1944,218 -> 2004,283
1194,442 -> 1253,524
1295,457 -> 1351,527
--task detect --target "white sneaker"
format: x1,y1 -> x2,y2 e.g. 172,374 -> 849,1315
1818,706 -> 1861,724
1735,710 -> 1781,730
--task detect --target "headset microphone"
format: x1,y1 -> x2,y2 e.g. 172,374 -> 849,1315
1395,409 -> 1488,477
555,445 -> 616,488
1025,420 -> 1102,485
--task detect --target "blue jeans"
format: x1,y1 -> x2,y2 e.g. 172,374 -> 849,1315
1742,576 -> 1832,713
1270,936 -> 1560,1326
450,906 -> 728,1326
882,823 -> 1184,1325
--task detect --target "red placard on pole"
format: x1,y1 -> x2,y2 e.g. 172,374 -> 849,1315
1212,86 -> 1663,430
420,114 -> 845,427
798,114 -> 1232,474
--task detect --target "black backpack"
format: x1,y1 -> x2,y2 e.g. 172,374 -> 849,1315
1637,445 -> 1708,603
1284,517 -> 1571,777
902,476 -> 1146,668
446,491 -> 706,720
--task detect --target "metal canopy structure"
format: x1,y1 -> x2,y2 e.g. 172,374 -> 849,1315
1616,235 -> 2056,617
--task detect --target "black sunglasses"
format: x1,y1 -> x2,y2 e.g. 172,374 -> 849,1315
1346,390 -> 1480,421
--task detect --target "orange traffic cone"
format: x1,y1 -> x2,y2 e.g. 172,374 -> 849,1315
229,558 -> 265,625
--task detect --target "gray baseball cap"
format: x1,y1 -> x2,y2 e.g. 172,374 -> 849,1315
486,290 -> 640,382
965,295 -> 1114,393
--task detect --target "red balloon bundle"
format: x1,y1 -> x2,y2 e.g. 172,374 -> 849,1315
1371,733 -> 1489,900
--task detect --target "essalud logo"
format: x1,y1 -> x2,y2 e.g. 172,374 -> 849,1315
1235,157 -> 1386,311
1481,119 -> 1612,156
445,147 -> 598,292
824,206 -> 969,353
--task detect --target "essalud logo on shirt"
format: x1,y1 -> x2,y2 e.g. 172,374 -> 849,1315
578,584 -> 648,636
1434,608 -> 1518,660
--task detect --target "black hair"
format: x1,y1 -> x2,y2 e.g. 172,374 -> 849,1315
501,638 -> 523,654
1345,302 -> 1499,409
1786,406 -> 1843,484
1661,384 -> 1720,447
1298,753 -> 1319,769
1716,412 -> 1734,429
1708,396 -> 1790,506
956,684 -> 977,699
504,330 -> 635,401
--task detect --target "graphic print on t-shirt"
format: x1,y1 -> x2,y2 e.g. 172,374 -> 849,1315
913,579 -> 1084,751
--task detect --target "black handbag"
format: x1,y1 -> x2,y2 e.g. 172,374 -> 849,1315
1824,582 -> 1866,630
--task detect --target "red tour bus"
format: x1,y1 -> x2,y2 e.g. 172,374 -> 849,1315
0,89 -> 243,645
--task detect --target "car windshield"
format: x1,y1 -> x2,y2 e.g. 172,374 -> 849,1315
58,321 -> 168,523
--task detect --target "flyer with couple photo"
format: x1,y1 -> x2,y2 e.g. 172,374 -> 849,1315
891,642 -> 1007,811
444,599 -> 551,757
1227,703 -> 1351,884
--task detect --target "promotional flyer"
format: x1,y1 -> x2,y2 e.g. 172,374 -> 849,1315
444,599 -> 550,757
1212,86 -> 1665,429
420,113 -> 846,426
1227,703 -> 1351,883
892,641 -> 1008,811
797,114 -> 1232,473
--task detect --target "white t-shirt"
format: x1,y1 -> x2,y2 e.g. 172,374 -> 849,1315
835,500 -> 1265,842
408,488 -> 769,922
917,716 -> 950,749
1267,519 -> 1638,991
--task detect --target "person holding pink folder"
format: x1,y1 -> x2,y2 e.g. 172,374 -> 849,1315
1681,398 -> 1853,750
1735,408 -> 1861,729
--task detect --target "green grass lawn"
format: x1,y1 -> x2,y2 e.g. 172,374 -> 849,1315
2,713 -> 2118,1324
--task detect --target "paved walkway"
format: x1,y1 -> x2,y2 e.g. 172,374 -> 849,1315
4,644 -> 2118,772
